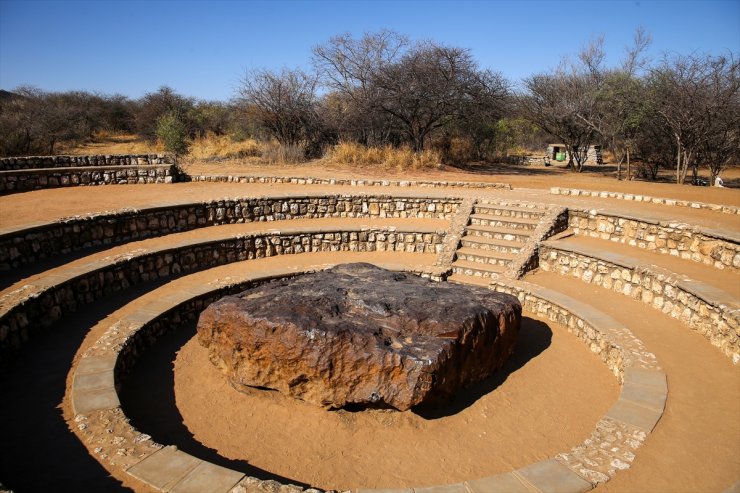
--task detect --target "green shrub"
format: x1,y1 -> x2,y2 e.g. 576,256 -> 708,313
156,111 -> 189,159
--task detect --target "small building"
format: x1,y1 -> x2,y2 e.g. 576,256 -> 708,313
547,144 -> 603,165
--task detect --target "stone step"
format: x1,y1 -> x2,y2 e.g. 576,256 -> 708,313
464,225 -> 533,242
469,214 -> 539,230
474,203 -> 548,220
447,273 -> 491,287
460,235 -> 525,254
451,259 -> 506,278
455,247 -> 514,266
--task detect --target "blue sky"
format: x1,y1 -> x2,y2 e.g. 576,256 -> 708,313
1,0 -> 738,101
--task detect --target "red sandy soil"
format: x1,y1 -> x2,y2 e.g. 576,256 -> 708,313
527,271 -> 740,493
173,313 -> 617,491
0,165 -> 735,492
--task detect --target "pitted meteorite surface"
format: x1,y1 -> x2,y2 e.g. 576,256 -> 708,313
197,263 -> 521,410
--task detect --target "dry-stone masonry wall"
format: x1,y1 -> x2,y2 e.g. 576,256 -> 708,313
490,279 -> 664,488
0,154 -> 177,193
0,195 -> 459,269
0,227 -> 444,364
539,242 -> 740,363
0,154 -> 172,170
191,173 -> 512,190
0,165 -> 176,192
568,209 -> 740,270
502,205 -> 568,280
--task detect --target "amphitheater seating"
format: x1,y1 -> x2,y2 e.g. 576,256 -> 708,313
0,154 -> 177,193
1,181 -> 737,493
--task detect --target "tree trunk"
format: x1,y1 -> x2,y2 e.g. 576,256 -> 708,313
626,148 -> 631,181
710,166 -> 719,187
679,149 -> 691,184
675,139 -> 682,184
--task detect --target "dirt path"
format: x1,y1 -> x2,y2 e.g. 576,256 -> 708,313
526,270 -> 740,493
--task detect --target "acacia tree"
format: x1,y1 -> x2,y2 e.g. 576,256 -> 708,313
313,31 -> 508,151
135,86 -> 195,141
156,111 -> 189,160
313,30 -> 408,146
373,44 -> 507,151
0,86 -> 92,155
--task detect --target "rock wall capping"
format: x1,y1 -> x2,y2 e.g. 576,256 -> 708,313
568,209 -> 740,271
0,154 -> 172,170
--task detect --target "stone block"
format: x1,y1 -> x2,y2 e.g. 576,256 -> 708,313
607,399 -> 663,433
623,368 -> 667,392
127,446 -> 201,491
170,461 -> 244,493
620,381 -> 667,412
517,459 -> 593,493
414,484 -> 468,493
356,490 -> 413,493
466,473 -> 531,493
76,355 -> 117,375
72,386 -> 120,414
72,370 -> 115,393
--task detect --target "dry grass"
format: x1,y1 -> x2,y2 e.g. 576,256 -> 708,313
61,132 -> 160,155
326,141 -> 441,171
187,133 -> 262,161
259,142 -> 307,164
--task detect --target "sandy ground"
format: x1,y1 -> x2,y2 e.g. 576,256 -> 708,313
172,314 -> 617,491
1,181 -> 739,233
183,159 -> 740,202
0,166 -> 738,492
528,271 -> 740,493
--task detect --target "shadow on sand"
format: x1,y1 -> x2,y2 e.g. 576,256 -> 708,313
119,320 -> 310,489
0,283 -> 172,492
413,316 -> 552,419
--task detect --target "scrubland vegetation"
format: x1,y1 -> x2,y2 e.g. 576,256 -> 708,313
0,29 -> 737,183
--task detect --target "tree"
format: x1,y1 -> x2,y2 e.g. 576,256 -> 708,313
156,111 -> 189,159
135,86 -> 195,141
520,70 -> 598,172
313,31 -> 508,152
572,29 -> 652,180
313,30 -> 408,146
238,68 -> 322,153
374,44 -> 504,151
648,53 -> 739,184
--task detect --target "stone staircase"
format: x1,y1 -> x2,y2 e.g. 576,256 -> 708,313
448,201 -> 550,286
